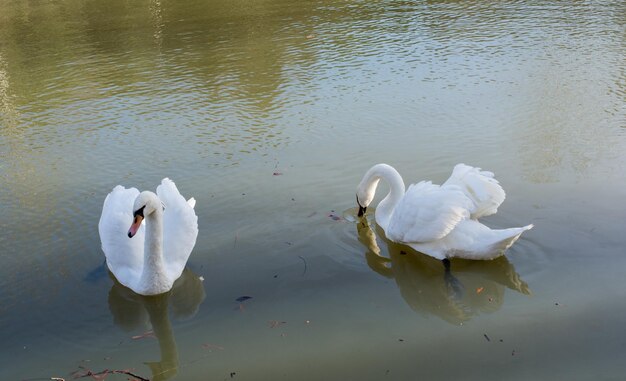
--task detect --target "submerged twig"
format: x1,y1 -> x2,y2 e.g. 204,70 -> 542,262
73,368 -> 150,381
298,255 -> 307,276
131,330 -> 155,340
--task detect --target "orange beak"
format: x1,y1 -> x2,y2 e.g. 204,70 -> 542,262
128,215 -> 144,238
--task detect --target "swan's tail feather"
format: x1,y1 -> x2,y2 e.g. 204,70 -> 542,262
187,197 -> 196,208
491,224 -> 533,254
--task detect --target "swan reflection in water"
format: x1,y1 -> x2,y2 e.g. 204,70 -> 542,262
108,268 -> 205,380
357,218 -> 530,325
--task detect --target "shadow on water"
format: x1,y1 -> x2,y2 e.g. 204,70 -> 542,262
356,218 -> 530,325
107,268 -> 205,381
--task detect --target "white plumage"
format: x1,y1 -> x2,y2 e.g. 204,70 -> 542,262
442,164 -> 506,219
356,164 -> 532,260
99,178 -> 198,295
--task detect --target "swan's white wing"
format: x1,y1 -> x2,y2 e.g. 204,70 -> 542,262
156,178 -> 198,282
442,164 -> 505,219
98,185 -> 144,286
386,181 -> 473,243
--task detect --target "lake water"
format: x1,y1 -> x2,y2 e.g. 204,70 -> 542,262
1,0 -> 625,379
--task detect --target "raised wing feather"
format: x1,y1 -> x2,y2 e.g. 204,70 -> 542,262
98,186 -> 144,285
442,164 -> 505,219
156,178 -> 198,282
386,181 -> 473,243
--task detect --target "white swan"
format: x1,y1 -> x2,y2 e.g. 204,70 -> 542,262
356,163 -> 532,261
99,178 -> 198,295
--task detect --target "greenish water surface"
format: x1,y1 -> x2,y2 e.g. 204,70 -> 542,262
1,0 -> 625,379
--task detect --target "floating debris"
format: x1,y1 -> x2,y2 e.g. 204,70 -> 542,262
476,287 -> 485,294
328,210 -> 342,221
236,296 -> 252,303
202,343 -> 225,351
131,331 -> 155,340
269,320 -> 287,328
483,334 -> 491,342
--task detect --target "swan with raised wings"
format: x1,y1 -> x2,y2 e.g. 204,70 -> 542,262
99,178 -> 198,295
356,163 -> 532,261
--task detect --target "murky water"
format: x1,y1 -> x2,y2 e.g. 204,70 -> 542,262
1,0 -> 625,379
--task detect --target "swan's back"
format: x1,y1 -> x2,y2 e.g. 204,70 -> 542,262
156,178 -> 198,282
387,181 -> 473,243
99,186 -> 145,285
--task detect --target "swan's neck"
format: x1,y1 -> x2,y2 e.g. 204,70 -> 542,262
365,164 -> 406,231
139,208 -> 170,294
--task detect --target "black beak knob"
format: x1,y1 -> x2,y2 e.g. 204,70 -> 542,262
358,206 -> 366,217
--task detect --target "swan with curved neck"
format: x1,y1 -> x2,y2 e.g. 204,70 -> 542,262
99,178 -> 198,296
356,164 -> 405,232
356,163 -> 532,261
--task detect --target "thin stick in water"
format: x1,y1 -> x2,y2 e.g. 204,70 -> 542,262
298,255 -> 307,276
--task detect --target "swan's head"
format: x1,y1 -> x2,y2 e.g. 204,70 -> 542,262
356,177 -> 380,217
356,163 -> 399,217
128,191 -> 161,238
